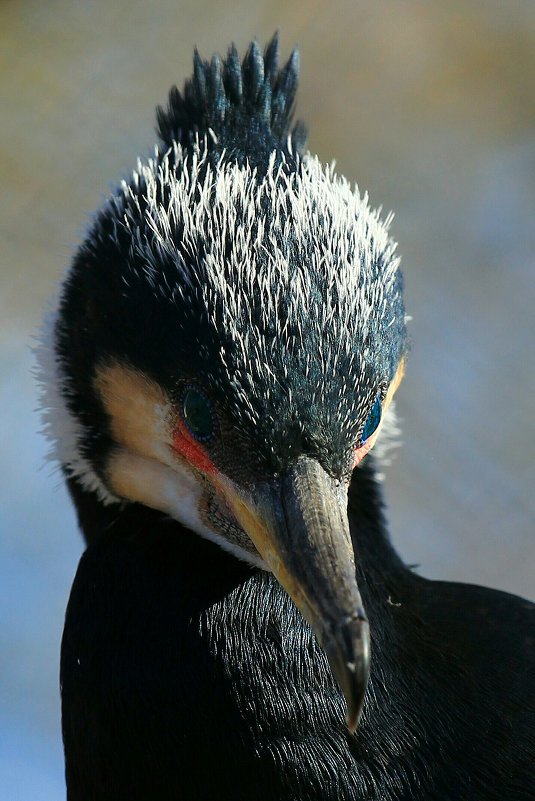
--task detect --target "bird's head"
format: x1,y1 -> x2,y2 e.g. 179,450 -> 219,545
40,36 -> 407,730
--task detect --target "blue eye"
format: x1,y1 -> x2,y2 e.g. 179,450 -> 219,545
362,396 -> 382,444
183,388 -> 214,440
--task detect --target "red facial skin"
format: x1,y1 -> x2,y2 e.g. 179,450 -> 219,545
174,416 -> 376,480
352,437 -> 375,469
172,419 -> 217,477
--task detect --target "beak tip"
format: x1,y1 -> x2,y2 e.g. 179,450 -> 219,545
346,706 -> 362,734
344,675 -> 368,734
342,621 -> 371,734
343,678 -> 368,733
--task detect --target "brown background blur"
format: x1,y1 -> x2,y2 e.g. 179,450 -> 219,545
1,1 -> 534,796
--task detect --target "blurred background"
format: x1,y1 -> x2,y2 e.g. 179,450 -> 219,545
1,0 -> 534,797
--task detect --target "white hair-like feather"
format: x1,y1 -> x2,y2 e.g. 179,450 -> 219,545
113,142 -> 402,441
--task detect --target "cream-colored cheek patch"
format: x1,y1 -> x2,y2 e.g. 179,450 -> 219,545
93,362 -> 173,463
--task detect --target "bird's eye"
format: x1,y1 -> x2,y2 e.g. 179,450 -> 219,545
182,388 -> 214,441
362,396 -> 382,444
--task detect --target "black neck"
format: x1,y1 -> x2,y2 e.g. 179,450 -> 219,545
62,461 -> 427,801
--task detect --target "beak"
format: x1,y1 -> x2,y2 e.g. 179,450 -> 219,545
218,456 -> 370,731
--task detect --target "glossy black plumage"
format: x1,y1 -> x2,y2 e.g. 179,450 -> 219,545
62,462 -> 535,800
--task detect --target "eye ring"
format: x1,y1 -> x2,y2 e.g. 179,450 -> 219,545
361,395 -> 382,444
182,386 -> 214,442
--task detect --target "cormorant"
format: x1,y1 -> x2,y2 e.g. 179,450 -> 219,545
39,36 -> 534,800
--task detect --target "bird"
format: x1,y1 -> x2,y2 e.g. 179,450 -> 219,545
39,35 -> 534,801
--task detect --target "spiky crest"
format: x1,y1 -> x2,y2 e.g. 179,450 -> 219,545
156,34 -> 307,163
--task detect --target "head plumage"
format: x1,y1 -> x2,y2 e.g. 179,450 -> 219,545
42,35 -> 407,491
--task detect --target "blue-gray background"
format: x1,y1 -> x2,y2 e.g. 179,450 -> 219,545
1,1 -> 534,798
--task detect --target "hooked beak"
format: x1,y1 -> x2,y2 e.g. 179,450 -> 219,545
218,456 -> 370,731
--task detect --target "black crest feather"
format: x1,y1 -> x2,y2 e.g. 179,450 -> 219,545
156,34 -> 307,163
